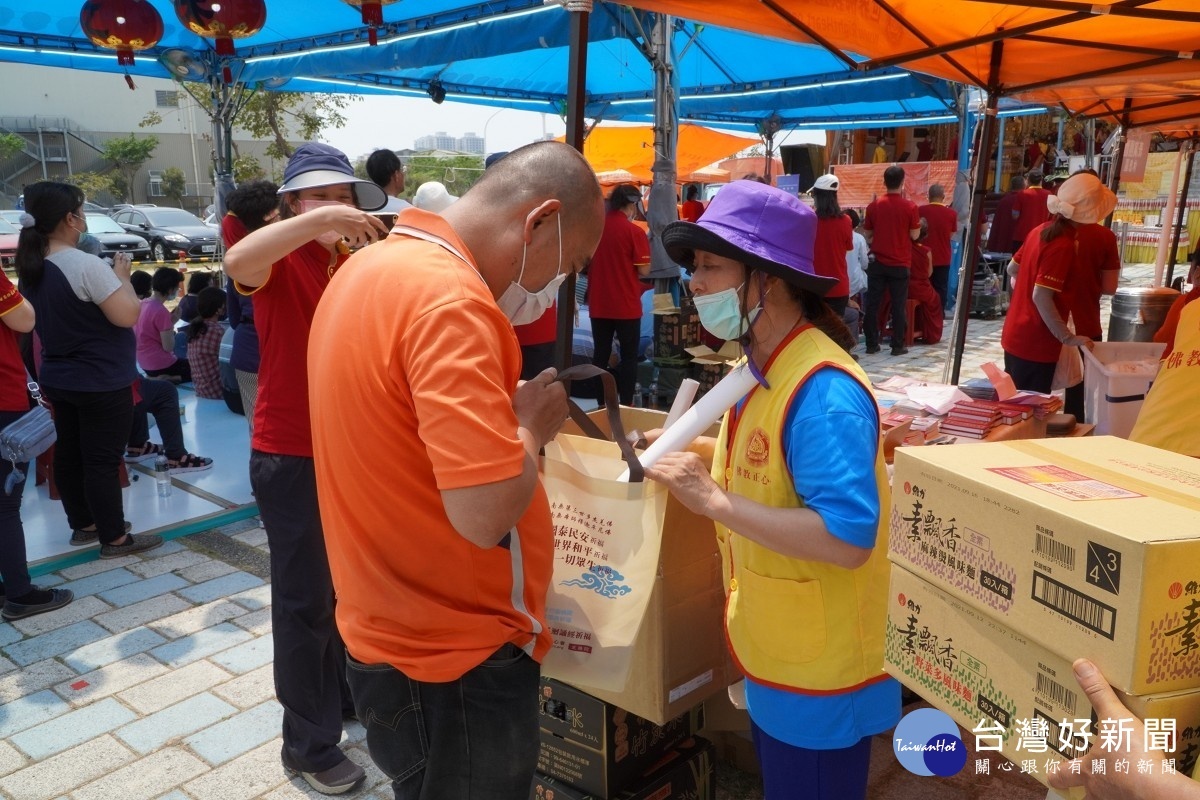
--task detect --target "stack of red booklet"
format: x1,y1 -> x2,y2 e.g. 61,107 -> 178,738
939,401 -> 1003,439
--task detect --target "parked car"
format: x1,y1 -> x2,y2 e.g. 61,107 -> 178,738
83,200 -> 110,215
85,213 -> 151,261
0,210 -> 23,226
111,206 -> 220,261
0,216 -> 19,269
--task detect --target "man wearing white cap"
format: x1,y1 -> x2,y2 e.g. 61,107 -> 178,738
412,181 -> 458,214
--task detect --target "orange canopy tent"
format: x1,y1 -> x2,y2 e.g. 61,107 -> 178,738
621,1 -> 1200,135
562,124 -> 758,184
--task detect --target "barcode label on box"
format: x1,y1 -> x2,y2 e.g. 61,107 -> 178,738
1035,532 -> 1076,570
1031,571 -> 1117,639
1035,671 -> 1079,714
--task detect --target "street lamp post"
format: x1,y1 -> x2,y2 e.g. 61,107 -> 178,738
482,108 -> 506,154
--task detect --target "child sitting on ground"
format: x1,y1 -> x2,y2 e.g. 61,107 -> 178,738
185,286 -> 227,400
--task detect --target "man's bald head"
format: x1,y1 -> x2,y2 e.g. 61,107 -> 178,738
467,141 -> 602,230
448,141 -> 605,299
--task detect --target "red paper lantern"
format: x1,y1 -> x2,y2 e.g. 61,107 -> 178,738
343,0 -> 400,46
79,0 -> 165,67
173,0 -> 266,57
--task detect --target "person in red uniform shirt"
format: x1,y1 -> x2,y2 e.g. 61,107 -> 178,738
906,220 -> 944,345
224,144 -> 389,796
809,174 -> 854,317
588,184 -> 651,404
986,175 -> 1024,254
1001,172 -> 1116,393
1064,200 -> 1121,420
918,183 -> 959,312
1011,170 -> 1051,252
680,185 -> 705,223
863,165 -> 921,356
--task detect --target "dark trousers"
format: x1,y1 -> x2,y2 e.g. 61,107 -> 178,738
590,317 -> 641,405
519,342 -> 556,382
346,643 -> 540,800
931,264 -> 950,311
824,296 -> 849,317
1003,351 -> 1057,395
45,386 -> 132,544
250,451 -> 350,773
864,263 -> 910,350
146,358 -> 192,383
0,410 -> 32,598
751,720 -> 872,800
129,378 -> 185,460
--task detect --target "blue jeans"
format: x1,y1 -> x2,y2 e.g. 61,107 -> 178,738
346,643 -> 540,800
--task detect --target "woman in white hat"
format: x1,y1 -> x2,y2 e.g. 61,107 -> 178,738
808,173 -> 854,321
1000,171 -> 1116,394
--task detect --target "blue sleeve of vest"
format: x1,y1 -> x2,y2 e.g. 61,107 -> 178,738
782,367 -> 881,550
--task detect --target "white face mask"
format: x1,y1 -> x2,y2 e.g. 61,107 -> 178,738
498,215 -> 566,326
299,199 -> 347,246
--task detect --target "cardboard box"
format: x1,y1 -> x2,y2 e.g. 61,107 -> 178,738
685,341 -> 739,400
889,436 -> 1200,694
885,564 -> 1200,786
537,678 -> 702,797
549,408 -> 735,725
652,296 -> 700,361
531,737 -> 715,800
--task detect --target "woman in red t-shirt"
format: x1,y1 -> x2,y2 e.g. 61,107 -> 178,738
587,184 -> 651,405
1001,173 -> 1117,392
809,174 -> 854,317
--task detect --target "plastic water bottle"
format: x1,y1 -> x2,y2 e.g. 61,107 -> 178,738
154,454 -> 172,497
647,369 -> 660,411
632,382 -> 644,408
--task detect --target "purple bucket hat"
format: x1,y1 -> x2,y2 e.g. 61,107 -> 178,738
662,180 -> 836,296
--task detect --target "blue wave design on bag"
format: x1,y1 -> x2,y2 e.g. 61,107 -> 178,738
562,566 -> 632,598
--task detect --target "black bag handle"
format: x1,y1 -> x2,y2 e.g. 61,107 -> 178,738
554,365 -> 645,483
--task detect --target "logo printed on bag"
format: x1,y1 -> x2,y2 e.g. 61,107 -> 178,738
562,565 -> 633,599
745,427 -> 770,467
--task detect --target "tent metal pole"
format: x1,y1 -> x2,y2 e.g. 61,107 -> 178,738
1166,143 -> 1195,287
1104,98 -> 1133,229
556,3 -> 590,372
949,41 -> 1003,387
994,116 -> 1006,193
646,13 -> 682,285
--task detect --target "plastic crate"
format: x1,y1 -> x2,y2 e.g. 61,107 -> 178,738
1080,342 -> 1165,438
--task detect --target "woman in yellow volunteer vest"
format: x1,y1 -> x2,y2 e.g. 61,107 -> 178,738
649,181 -> 899,800
1129,257 -> 1200,459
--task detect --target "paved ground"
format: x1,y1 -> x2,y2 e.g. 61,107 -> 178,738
0,264 -> 1157,800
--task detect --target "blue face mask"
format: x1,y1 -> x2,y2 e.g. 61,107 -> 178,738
693,282 -> 762,341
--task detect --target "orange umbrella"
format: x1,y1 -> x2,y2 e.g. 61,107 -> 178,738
563,123 -> 758,183
621,1 -> 1200,134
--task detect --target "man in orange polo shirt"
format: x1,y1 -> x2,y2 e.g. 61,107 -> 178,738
309,142 -> 604,800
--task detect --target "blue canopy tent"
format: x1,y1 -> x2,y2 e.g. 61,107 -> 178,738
0,1 -> 958,136
1,0 -> 965,365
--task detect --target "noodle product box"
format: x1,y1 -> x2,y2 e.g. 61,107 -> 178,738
537,678 -> 702,797
885,564 -> 1200,785
530,737 -> 715,800
889,436 -> 1200,694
